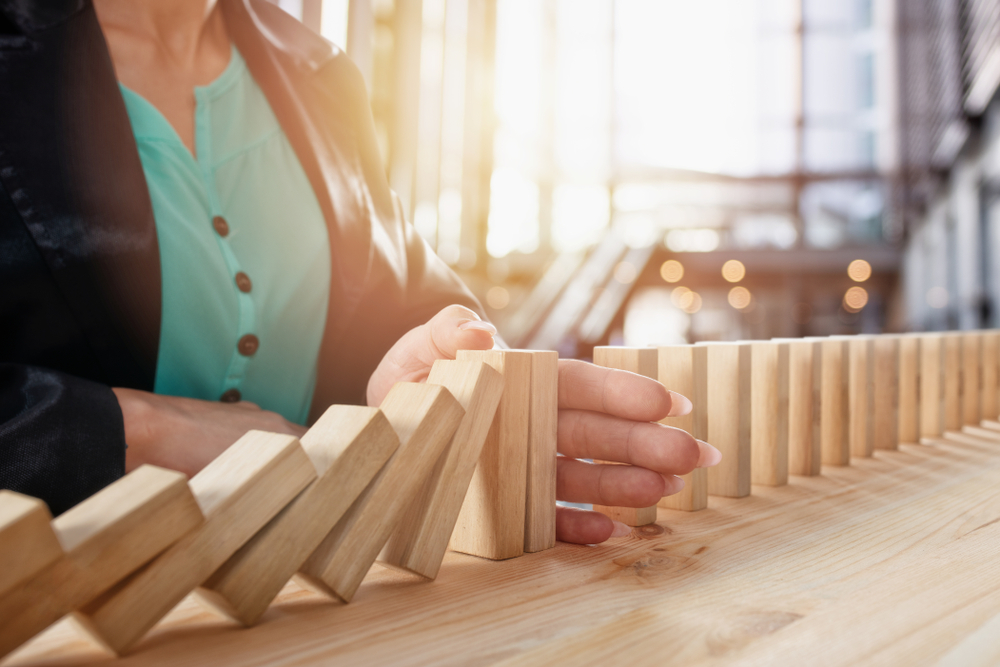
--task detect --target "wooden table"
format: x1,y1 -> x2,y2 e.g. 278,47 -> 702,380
8,427 -> 1000,667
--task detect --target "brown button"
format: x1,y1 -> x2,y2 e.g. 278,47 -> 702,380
238,334 -> 259,356
212,215 -> 230,237
235,272 -> 252,293
220,388 -> 241,403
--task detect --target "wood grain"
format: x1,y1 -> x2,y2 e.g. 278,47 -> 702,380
872,335 -> 899,450
749,341 -> 788,486
0,466 -> 203,659
919,333 -> 944,440
14,416 -> 1000,667
981,330 -> 999,421
657,345 -> 708,511
450,350 -> 532,559
524,351 -> 559,551
817,337 -> 849,466
592,347 -> 660,525
380,360 -> 503,576
774,338 -> 820,476
962,332 -> 982,426
845,336 -> 874,458
75,432 -> 315,655
698,342 -> 751,498
943,333 -> 963,431
299,383 -> 464,602
198,407 -> 399,626
898,335 -> 920,444
0,491 -> 61,598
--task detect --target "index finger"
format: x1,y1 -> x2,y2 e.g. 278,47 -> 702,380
557,359 -> 691,422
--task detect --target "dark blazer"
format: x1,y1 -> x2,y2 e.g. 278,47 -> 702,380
0,0 -> 482,514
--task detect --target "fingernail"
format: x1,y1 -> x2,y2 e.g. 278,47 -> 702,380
661,474 -> 685,496
610,521 -> 632,538
697,440 -> 722,467
459,320 -> 497,335
667,391 -> 693,417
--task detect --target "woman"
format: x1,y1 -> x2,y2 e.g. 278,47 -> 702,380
0,0 -> 719,543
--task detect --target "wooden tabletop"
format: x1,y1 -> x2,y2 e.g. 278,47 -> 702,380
8,426 -> 1000,667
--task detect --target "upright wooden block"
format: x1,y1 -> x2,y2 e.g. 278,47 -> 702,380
749,341 -> 788,486
816,337 -> 849,466
844,336 -> 874,459
380,360 -> 504,578
75,432 -> 315,655
450,350 -> 532,559
962,332 -> 982,426
0,491 -> 61,598
919,334 -> 944,440
198,407 -> 400,626
591,347 -> 660,525
980,331 -> 999,421
0,466 -> 203,659
898,335 -> 920,444
872,335 -> 900,450
657,345 -> 708,511
524,350 -> 559,552
942,333 -> 962,432
299,383 -> 464,601
773,338 -> 820,476
698,342 -> 752,498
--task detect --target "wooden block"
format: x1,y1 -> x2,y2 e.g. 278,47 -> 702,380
0,491 -> 61,598
750,341 -> 788,486
962,332 -> 982,426
0,466 -> 203,659
450,350 -> 532,559
75,432 -> 315,655
898,335 -> 920,444
773,338 -> 820,476
919,334 -> 944,440
698,342 -> 752,498
299,383 -> 464,601
657,345 -> 708,511
591,346 -> 660,525
524,350 -> 559,552
872,335 -> 900,450
981,331 -> 999,421
943,333 -> 962,432
198,407 -> 400,626
844,336 -> 874,459
816,337 -> 849,466
380,360 -> 504,577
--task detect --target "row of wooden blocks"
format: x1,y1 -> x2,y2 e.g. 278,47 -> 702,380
591,330 -> 1000,526
0,350 -> 558,658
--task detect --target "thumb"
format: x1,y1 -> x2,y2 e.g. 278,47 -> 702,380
366,305 -> 497,406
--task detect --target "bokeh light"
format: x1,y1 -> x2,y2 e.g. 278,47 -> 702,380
660,259 -> 684,283
614,261 -> 637,284
843,286 -> 868,311
486,286 -> 510,310
671,286 -> 691,308
682,291 -> 702,313
722,259 -> 746,283
728,286 -> 752,309
847,259 -> 872,282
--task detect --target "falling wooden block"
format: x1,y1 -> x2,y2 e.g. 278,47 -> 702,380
749,341 -> 788,486
198,407 -> 400,626
524,350 -> 559,552
0,491 -> 61,598
982,331 -> 1000,421
814,337 -> 849,466
0,466 -> 203,659
657,344 -> 708,511
844,336 -> 874,459
380,360 -> 504,577
299,383 -> 464,601
74,432 -> 315,655
919,333 -> 944,441
697,342 -> 752,498
962,332 -> 982,427
450,350 -> 532,559
898,335 -> 920,444
773,338 -> 820,476
872,335 -> 900,450
591,346 -> 660,525
942,333 -> 962,432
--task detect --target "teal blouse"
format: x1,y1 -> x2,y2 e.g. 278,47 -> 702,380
119,46 -> 331,425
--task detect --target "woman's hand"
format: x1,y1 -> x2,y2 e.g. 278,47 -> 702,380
367,305 -> 722,546
113,388 -> 307,478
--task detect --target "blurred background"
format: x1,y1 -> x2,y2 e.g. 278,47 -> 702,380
274,0 -> 998,358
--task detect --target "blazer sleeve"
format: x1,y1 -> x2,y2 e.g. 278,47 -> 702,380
0,363 -> 125,515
